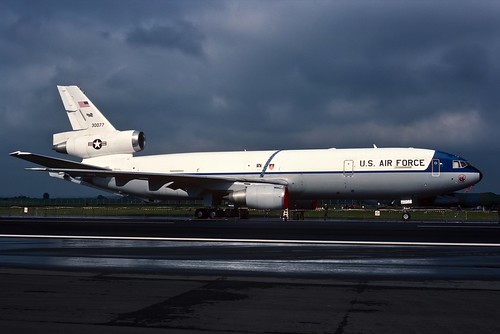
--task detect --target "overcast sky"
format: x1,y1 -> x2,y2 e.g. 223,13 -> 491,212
2,0 -> 500,198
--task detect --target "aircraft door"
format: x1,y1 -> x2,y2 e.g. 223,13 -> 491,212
343,160 -> 354,177
432,159 -> 440,177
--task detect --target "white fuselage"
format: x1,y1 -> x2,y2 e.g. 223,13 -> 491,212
79,147 -> 481,201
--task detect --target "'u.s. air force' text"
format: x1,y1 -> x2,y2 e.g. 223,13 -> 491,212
359,159 -> 426,167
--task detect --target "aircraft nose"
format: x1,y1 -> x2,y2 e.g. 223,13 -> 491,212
471,165 -> 483,183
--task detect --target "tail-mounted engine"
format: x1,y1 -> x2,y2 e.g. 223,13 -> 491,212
227,184 -> 288,210
53,130 -> 145,158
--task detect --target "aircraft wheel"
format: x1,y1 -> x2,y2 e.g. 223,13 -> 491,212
195,208 -> 207,219
402,212 -> 411,221
208,209 -> 217,219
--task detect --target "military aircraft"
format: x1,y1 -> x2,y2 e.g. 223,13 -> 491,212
11,86 -> 482,220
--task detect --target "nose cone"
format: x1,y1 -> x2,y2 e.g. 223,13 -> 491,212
469,165 -> 483,184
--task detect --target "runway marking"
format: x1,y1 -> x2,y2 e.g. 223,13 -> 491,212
418,225 -> 500,229
1,234 -> 500,248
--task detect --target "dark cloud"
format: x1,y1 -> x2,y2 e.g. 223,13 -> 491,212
1,0 -> 500,197
126,21 -> 205,56
431,43 -> 491,88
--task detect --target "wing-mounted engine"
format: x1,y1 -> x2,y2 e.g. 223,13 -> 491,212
227,184 -> 288,210
53,130 -> 145,159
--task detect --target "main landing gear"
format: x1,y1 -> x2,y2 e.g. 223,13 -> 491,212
194,208 -> 249,219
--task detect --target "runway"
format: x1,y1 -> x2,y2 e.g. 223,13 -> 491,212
1,215 -> 500,242
1,216 -> 500,333
1,216 -> 500,279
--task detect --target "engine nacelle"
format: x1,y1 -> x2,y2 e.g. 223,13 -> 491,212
227,184 -> 288,210
53,130 -> 145,159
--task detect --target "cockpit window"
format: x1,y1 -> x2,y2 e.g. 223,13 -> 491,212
453,160 -> 468,169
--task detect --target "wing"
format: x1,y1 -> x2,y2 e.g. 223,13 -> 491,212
10,151 -> 288,191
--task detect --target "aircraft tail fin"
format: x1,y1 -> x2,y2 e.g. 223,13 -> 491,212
53,85 -> 145,159
57,85 -> 116,132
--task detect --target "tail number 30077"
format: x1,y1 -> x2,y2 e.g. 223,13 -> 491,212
92,123 -> 105,128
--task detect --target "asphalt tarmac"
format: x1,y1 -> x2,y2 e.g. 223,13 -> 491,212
1,216 -> 500,333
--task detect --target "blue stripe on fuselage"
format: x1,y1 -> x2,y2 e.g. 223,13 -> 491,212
430,150 -> 479,174
187,169 -> 456,178
177,150 -> 479,178
260,150 -> 282,178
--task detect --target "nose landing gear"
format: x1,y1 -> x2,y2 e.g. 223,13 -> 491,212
402,211 -> 411,221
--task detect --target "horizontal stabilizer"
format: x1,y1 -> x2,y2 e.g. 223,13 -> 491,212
9,151 -> 108,170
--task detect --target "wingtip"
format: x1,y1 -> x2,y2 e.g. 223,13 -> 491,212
9,151 -> 30,156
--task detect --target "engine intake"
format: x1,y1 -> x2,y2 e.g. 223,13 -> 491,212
227,184 -> 288,210
53,130 -> 146,158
